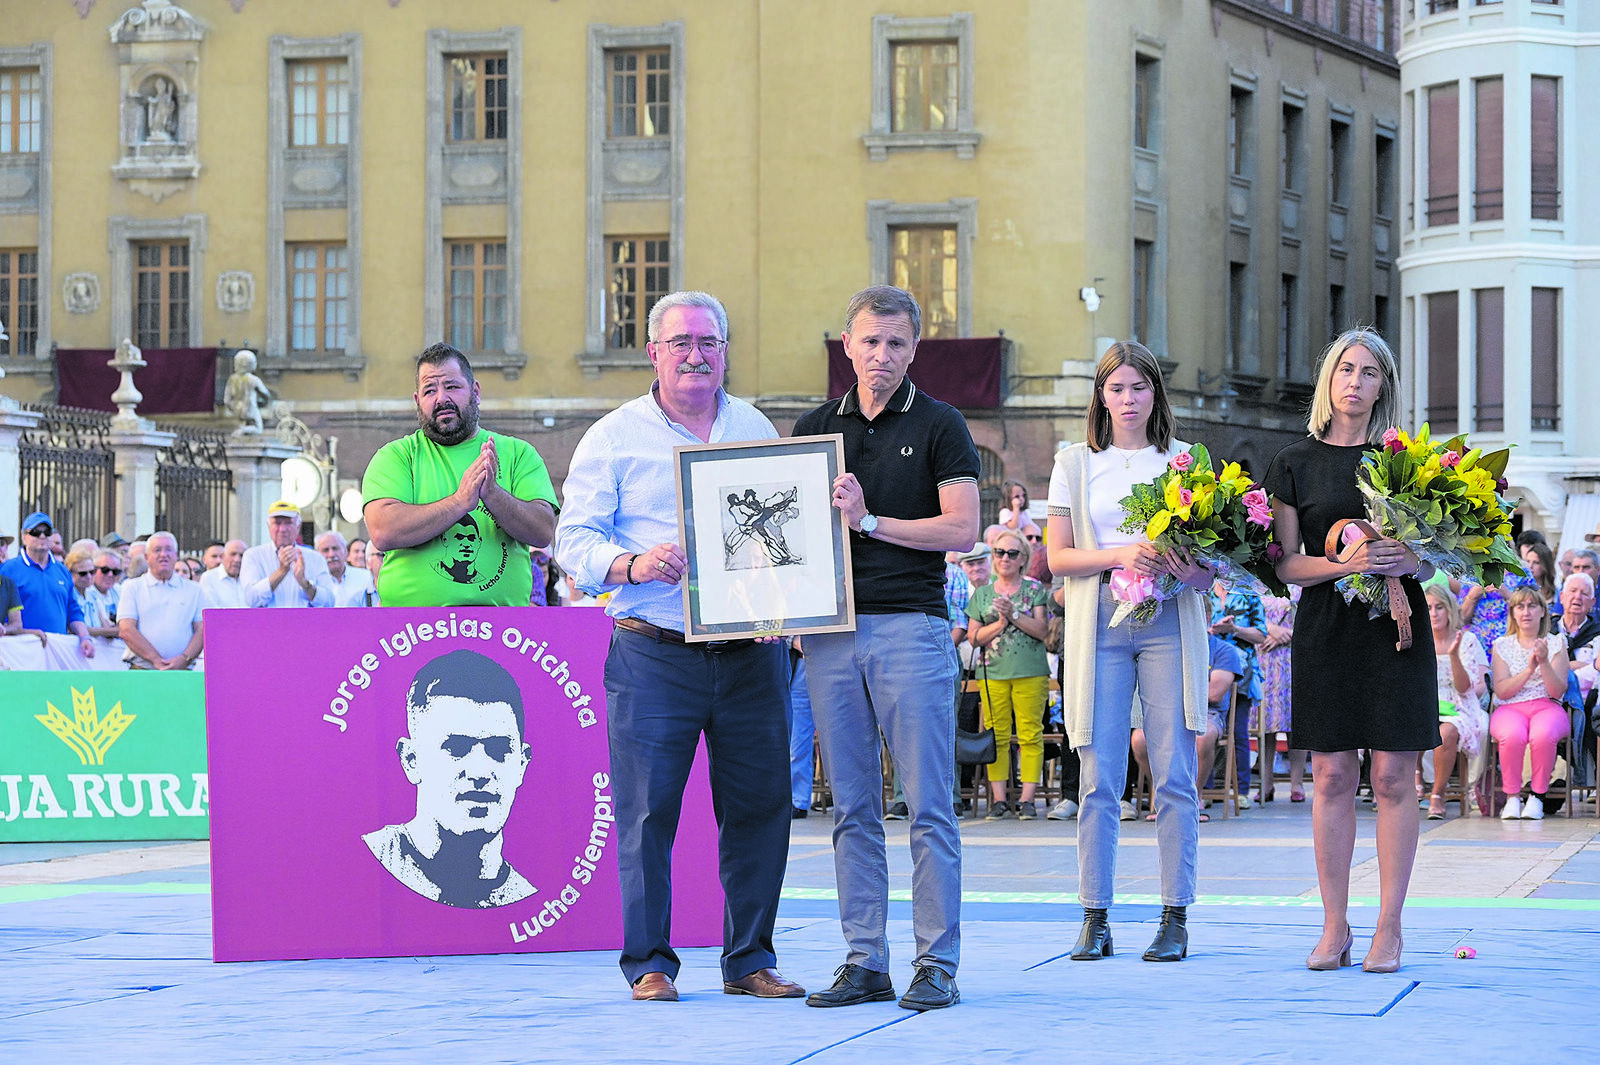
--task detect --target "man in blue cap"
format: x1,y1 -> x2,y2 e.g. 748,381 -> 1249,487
0,511 -> 95,659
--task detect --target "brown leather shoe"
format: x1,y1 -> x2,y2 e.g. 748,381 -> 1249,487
723,967 -> 806,998
631,972 -> 679,1001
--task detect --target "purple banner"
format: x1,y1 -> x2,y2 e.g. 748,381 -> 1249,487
826,336 -> 1004,408
55,348 -> 217,414
204,607 -> 723,963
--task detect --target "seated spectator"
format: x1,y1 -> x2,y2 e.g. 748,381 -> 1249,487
366,545 -> 384,606
200,539 -> 248,610
317,530 -> 376,607
1567,547 -> 1600,623
1209,582 -> 1267,807
998,479 -> 1042,539
241,501 -> 334,608
1424,585 -> 1489,820
967,529 -> 1050,820
1556,573 -> 1600,696
67,548 -> 118,641
1521,541 -> 1558,614
118,531 -> 204,671
1135,634 -> 1245,822
86,550 -> 121,623
126,537 -> 149,579
1490,588 -> 1569,820
0,511 -> 94,661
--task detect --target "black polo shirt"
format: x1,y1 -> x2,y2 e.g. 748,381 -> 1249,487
793,376 -> 979,618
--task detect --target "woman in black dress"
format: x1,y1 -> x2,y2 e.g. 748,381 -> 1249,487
1265,330 -> 1438,974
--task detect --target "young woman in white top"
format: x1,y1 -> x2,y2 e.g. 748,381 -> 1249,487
1046,341 -> 1212,964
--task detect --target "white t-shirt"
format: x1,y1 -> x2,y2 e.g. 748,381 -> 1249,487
1081,444 -> 1171,549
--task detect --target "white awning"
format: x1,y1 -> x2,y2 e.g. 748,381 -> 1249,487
1557,492 -> 1600,561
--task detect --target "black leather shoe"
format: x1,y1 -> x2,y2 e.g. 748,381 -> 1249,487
805,963 -> 894,1008
1071,907 -> 1113,960
898,965 -> 959,1011
1142,906 -> 1189,962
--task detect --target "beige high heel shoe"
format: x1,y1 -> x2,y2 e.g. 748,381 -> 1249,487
1306,925 -> 1353,970
1362,933 -> 1403,973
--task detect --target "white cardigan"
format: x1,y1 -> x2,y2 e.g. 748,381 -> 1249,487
1051,441 -> 1210,748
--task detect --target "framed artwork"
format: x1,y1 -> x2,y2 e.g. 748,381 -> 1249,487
674,434 -> 855,641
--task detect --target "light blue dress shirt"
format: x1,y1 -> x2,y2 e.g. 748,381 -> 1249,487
554,386 -> 776,631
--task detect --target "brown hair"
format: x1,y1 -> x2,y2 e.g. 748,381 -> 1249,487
1504,586 -> 1551,639
1086,341 -> 1175,453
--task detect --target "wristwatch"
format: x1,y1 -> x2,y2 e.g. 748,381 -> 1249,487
859,513 -> 879,537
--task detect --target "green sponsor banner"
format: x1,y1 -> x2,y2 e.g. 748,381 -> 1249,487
0,671 -> 208,842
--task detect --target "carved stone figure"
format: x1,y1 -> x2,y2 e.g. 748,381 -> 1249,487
142,76 -> 177,142
224,349 -> 273,434
63,273 -> 101,314
216,271 -> 254,313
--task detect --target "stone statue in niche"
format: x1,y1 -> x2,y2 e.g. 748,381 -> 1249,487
224,349 -> 272,434
140,76 -> 178,143
216,271 -> 253,313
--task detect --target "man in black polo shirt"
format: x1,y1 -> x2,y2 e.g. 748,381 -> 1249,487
794,285 -> 980,1012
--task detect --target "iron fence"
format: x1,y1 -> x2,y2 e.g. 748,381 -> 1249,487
17,404 -> 117,543
155,424 -> 233,552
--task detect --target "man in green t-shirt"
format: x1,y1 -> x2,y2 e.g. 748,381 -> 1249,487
362,344 -> 558,607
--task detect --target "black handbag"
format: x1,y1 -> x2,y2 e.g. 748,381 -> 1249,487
955,665 -> 997,766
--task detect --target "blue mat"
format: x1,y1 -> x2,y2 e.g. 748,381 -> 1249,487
3,885 -> 1594,1064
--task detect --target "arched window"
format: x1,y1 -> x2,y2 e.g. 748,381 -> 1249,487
977,446 -> 1005,530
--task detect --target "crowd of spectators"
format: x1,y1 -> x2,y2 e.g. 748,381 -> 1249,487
853,492 -> 1600,825
0,498 -> 606,673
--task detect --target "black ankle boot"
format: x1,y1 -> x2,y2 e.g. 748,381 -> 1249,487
1142,906 -> 1188,962
1071,907 -> 1113,960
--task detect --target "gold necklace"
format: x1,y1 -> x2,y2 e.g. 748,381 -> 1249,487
1109,444 -> 1144,469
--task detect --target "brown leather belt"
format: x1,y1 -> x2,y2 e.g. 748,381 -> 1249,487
615,616 -> 752,652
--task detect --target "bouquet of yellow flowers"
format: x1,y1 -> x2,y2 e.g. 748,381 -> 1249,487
1335,424 -> 1522,622
1112,444 -> 1289,627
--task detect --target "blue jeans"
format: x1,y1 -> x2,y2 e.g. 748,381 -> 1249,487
806,612 -> 962,976
1077,588 -> 1200,908
787,652 -> 815,811
603,627 -> 792,984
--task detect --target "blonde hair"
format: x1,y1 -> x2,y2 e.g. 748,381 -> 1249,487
1504,586 -> 1551,639
1307,329 -> 1401,444
991,529 -> 1031,571
1425,585 -> 1461,637
1086,340 -> 1176,452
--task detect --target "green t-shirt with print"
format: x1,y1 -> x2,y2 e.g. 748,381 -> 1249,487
966,577 -> 1050,679
362,428 -> 557,607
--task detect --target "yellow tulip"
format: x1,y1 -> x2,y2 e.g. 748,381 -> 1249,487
1147,510 -> 1172,538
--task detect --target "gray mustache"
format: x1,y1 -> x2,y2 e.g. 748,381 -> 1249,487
680,364 -> 714,375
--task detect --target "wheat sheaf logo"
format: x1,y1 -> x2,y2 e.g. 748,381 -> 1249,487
34,686 -> 136,766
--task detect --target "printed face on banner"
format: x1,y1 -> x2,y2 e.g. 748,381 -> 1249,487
205,608 -> 723,962
363,650 -> 535,909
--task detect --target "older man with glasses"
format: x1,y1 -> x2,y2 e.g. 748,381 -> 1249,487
0,511 -> 95,664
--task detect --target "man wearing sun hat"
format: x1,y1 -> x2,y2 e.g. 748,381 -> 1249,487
239,500 -> 335,608
0,510 -> 95,658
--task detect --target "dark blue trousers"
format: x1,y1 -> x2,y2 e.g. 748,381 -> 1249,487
603,627 -> 792,984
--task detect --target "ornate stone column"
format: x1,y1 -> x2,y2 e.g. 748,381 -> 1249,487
0,400 -> 43,530
109,421 -> 177,538
224,437 -> 300,544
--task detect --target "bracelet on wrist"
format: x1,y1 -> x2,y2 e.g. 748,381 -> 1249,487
625,554 -> 641,585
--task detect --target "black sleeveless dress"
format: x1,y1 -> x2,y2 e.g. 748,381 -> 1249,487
1264,437 -> 1440,753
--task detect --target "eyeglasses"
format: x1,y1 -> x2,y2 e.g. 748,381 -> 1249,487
993,548 -> 1023,560
660,335 -> 727,357
74,570 -> 93,578
1025,534 -> 1042,543
26,526 -> 51,537
96,566 -> 123,576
